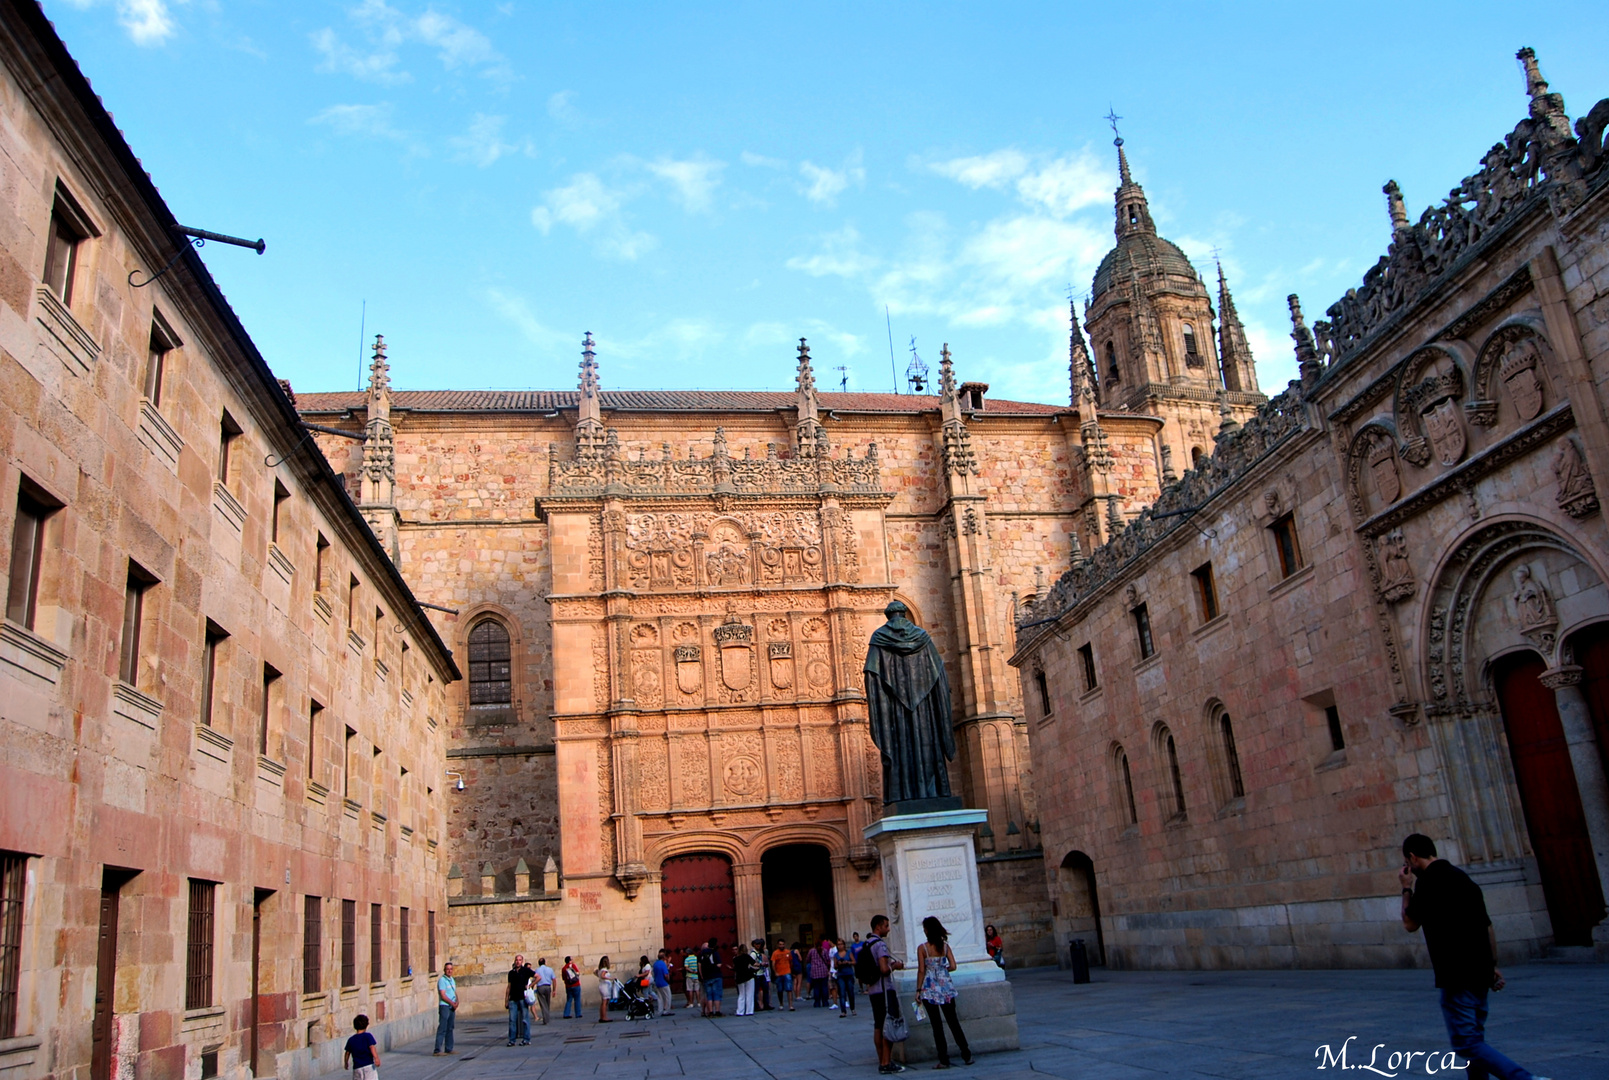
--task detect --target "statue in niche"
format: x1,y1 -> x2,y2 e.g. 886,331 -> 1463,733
1376,529 -> 1416,603
1511,564 -> 1558,653
1552,439 -> 1600,519
863,601 -> 958,813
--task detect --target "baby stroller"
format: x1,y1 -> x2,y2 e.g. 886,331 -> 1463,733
615,972 -> 658,1021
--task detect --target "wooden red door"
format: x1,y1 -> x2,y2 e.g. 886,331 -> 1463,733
660,854 -> 736,992
1494,651 -> 1607,945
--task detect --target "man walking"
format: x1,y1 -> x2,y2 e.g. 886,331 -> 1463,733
769,939 -> 794,1011
506,953 -> 535,1045
652,950 -> 673,1018
865,915 -> 905,1075
1399,834 -> 1551,1080
534,957 -> 556,1025
561,956 -> 583,1019
433,961 -> 458,1055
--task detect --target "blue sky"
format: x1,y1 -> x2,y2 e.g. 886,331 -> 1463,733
44,1 -> 1609,402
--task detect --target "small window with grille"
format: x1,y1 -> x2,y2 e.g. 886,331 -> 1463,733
467,619 -> 513,706
185,880 -> 216,1010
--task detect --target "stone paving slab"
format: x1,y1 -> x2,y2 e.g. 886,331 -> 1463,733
329,964 -> 1609,1080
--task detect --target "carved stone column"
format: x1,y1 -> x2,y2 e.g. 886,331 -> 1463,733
732,862 -> 765,946
1539,663 -> 1609,941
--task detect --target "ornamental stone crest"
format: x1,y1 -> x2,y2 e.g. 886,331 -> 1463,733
713,616 -> 754,691
1499,338 -> 1546,421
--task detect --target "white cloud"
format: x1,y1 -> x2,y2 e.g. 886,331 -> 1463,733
311,26 -> 407,83
930,148 -> 1107,218
531,173 -> 655,261
450,113 -> 527,167
61,0 -> 182,46
547,90 -> 579,125
312,1 -> 510,85
646,156 -> 725,214
928,150 -> 1029,190
740,151 -> 787,170
799,151 -> 865,207
485,289 -> 567,352
309,103 -> 427,155
786,226 -> 879,279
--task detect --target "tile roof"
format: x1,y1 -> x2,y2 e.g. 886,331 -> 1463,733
293,389 -> 1066,416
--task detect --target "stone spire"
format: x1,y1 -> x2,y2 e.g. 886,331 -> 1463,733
1516,47 -> 1571,137
938,341 -> 957,403
795,337 -> 822,452
576,332 -> 605,459
1215,262 -> 1258,394
1383,181 -> 1411,235
937,344 -> 976,475
359,333 -> 399,560
1068,296 -> 1094,408
1289,294 -> 1324,389
1112,137 -> 1156,242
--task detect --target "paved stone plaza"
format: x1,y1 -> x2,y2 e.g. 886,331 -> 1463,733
320,964 -> 1609,1080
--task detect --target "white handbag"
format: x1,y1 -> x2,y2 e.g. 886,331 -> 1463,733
522,987 -> 537,1005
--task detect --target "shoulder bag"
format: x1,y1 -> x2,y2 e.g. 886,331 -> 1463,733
882,988 -> 909,1043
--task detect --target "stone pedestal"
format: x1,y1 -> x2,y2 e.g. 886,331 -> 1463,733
864,808 -> 1019,1062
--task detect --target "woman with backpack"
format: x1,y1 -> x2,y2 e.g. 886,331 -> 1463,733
917,917 -> 972,1068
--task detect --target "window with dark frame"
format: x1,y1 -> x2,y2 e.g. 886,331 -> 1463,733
369,903 -> 382,984
119,563 -> 156,685
1105,342 -> 1120,383
1132,603 -> 1154,660
1034,669 -> 1052,717
427,910 -> 437,973
199,1050 -> 218,1079
7,484 -> 59,631
185,879 -> 216,1010
1078,643 -> 1097,691
347,575 -> 359,630
271,481 -> 290,546
315,534 -> 330,592
200,622 -> 227,728
302,895 -> 321,994
1182,322 -> 1200,361
340,899 -> 356,988
1119,750 -> 1137,826
42,194 -> 87,304
344,728 -> 356,798
400,641 -> 410,693
1165,732 -> 1187,818
1271,513 -> 1303,578
0,852 -> 26,1038
467,619 -> 513,705
145,314 -> 177,407
1325,704 -> 1346,752
1221,713 -> 1245,799
400,906 -> 410,977
260,664 -> 281,758
308,701 -> 323,780
217,412 -> 242,486
1192,562 -> 1219,623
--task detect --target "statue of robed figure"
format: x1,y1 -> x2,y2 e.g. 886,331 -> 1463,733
863,601 -> 962,814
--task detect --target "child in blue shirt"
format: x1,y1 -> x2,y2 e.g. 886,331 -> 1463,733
343,1014 -> 381,1079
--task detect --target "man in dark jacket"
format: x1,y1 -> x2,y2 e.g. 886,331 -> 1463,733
1399,834 -> 1549,1080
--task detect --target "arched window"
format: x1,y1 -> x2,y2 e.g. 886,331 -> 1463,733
1220,713 -> 1245,799
1163,729 -> 1187,818
1190,446 -> 1203,468
467,619 -> 512,706
1117,748 -> 1138,826
1182,322 -> 1201,365
1105,342 -> 1120,384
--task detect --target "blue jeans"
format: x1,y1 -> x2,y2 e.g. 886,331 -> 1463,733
1439,988 -> 1533,1080
507,998 -> 528,1042
563,985 -> 582,1017
837,972 -> 856,1012
434,1003 -> 456,1052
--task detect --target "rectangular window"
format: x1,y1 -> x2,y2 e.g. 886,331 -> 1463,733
1034,670 -> 1052,717
340,899 -> 356,988
271,481 -> 290,545
1271,513 -> 1303,578
217,412 -> 242,486
1192,562 -> 1219,622
145,313 -> 178,407
1326,704 -> 1346,752
315,534 -> 330,592
260,664 -> 281,757
427,911 -> 436,973
400,641 -> 410,693
7,487 -> 55,630
118,563 -> 157,685
308,701 -> 324,780
185,880 -> 216,1010
399,907 -> 410,977
0,853 -> 26,1038
200,622 -> 227,728
199,1050 -> 218,1080
1132,603 -> 1154,660
344,727 -> 356,798
347,575 -> 359,629
301,896 -> 321,994
42,193 -> 88,304
1077,643 -> 1097,691
369,903 -> 382,983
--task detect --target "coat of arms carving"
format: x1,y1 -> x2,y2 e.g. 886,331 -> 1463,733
713,617 -> 753,690
674,644 -> 702,694
768,640 -> 794,689
1369,440 -> 1401,505
1500,339 -> 1545,422
1403,368 -> 1467,468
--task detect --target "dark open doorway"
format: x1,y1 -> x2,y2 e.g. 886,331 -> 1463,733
1058,851 -> 1105,966
761,844 -> 836,948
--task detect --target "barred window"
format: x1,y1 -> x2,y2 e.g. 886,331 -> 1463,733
467,619 -> 512,705
185,880 -> 216,1010
302,896 -> 322,994
341,900 -> 356,988
369,903 -> 382,984
0,853 -> 25,1037
427,910 -> 437,973
400,907 -> 410,977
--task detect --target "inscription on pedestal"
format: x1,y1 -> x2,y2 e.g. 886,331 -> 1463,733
904,844 -> 977,948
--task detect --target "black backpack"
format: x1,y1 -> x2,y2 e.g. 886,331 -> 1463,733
854,937 -> 883,986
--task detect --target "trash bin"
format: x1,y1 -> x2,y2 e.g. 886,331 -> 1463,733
1070,939 -> 1090,983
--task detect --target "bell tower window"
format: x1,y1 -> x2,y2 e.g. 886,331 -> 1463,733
1183,323 -> 1201,366
1105,342 -> 1120,384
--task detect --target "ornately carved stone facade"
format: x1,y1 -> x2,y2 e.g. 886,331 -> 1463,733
1013,50 -> 1609,969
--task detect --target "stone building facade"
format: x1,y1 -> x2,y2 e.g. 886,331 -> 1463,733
0,7 -> 458,1080
1012,51 -> 1609,969
297,181 -> 1266,994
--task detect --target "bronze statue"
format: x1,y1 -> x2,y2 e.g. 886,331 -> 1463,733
863,601 -> 959,812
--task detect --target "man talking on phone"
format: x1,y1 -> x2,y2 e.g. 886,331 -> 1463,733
1399,833 -> 1549,1080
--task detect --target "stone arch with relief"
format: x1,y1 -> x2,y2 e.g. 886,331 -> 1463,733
1470,316 -> 1556,429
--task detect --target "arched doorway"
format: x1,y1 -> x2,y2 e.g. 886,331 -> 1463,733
660,853 -> 737,991
1492,651 -> 1607,945
761,844 -> 836,948
1057,851 -> 1104,966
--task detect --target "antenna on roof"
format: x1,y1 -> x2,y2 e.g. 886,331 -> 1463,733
833,365 -> 849,393
357,299 -> 366,389
905,337 -> 929,395
886,305 -> 898,393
